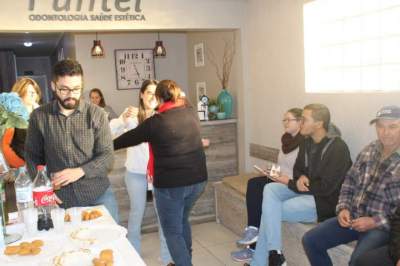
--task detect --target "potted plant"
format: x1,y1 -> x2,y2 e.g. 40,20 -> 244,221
206,33 -> 236,118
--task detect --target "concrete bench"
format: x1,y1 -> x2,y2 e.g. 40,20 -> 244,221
214,174 -> 353,266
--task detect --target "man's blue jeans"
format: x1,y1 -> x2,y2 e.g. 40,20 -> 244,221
251,183 -> 317,266
302,217 -> 390,266
154,181 -> 206,266
92,186 -> 120,223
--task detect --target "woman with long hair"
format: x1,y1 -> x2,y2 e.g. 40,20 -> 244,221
109,80 -> 174,266
114,80 -> 208,266
89,88 -> 118,120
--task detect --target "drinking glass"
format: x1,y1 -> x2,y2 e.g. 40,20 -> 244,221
22,208 -> 38,237
51,208 -> 65,233
68,207 -> 81,227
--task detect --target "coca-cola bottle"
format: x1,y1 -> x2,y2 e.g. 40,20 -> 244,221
32,165 -> 54,231
14,166 -> 34,223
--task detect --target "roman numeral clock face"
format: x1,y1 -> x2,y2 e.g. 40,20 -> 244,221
114,49 -> 155,90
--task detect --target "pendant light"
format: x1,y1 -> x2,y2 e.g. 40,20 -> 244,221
91,32 -> 105,57
153,32 -> 166,57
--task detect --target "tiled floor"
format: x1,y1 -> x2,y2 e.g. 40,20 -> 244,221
142,222 -> 242,266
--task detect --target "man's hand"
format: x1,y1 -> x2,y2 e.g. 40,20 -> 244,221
52,168 -> 85,187
338,209 -> 352,228
54,193 -> 63,205
296,175 -> 310,192
351,217 -> 377,232
201,138 -> 210,148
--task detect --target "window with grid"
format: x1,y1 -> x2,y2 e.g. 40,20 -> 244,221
304,0 -> 400,93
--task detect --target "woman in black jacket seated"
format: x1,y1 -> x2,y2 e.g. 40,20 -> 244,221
113,80 -> 207,266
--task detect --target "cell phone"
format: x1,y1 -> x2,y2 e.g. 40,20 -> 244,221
253,165 -> 268,175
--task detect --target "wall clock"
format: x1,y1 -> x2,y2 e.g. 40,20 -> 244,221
114,49 -> 155,90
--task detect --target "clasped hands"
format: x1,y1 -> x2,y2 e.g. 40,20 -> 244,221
338,209 -> 377,232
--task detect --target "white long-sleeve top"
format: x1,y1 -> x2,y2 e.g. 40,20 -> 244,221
276,147 -> 299,179
109,116 -> 149,175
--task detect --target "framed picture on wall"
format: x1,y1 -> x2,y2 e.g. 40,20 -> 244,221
196,81 -> 207,101
114,49 -> 155,90
194,43 -> 205,67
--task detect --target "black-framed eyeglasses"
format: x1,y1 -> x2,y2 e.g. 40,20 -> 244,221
56,86 -> 82,95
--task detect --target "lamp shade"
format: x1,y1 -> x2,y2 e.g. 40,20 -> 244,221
91,40 -> 104,57
153,40 -> 166,57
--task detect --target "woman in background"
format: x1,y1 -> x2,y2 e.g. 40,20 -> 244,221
109,80 -> 174,266
231,108 -> 303,263
114,80 -> 207,266
89,88 -> 118,120
2,77 -> 41,167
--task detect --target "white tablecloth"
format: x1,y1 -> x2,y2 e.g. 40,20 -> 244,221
1,205 -> 145,266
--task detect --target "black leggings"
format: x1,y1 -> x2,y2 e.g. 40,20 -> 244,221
245,176 -> 273,249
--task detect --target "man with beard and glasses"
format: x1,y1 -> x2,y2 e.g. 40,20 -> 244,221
25,59 -> 119,222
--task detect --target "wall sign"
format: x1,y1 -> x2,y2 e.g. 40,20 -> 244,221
114,49 -> 155,90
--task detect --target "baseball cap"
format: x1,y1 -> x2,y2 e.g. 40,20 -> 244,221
370,105 -> 400,124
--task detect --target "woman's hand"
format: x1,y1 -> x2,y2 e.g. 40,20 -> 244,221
269,174 -> 290,185
122,106 -> 138,123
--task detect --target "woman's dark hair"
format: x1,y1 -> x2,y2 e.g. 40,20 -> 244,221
89,88 -> 106,108
155,80 -> 182,103
138,79 -> 158,124
52,59 -> 83,81
287,107 -> 303,120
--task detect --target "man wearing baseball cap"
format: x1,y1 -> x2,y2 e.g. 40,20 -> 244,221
302,105 -> 400,266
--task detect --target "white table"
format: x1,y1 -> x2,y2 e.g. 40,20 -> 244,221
1,205 -> 145,266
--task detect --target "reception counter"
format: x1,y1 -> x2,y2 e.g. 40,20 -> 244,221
109,119 -> 239,231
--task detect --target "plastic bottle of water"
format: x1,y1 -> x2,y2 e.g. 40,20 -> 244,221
32,165 -> 54,231
14,166 -> 34,223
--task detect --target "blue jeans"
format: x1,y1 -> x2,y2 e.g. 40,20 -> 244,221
154,181 -> 207,266
251,183 -> 317,266
302,217 -> 390,266
91,186 -> 120,223
124,171 -> 172,264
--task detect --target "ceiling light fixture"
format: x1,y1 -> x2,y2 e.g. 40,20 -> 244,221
153,32 -> 166,58
91,32 -> 105,57
23,42 -> 33,47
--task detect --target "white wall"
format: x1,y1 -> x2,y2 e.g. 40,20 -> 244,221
0,0 -> 246,31
243,0 -> 400,171
74,32 -> 188,115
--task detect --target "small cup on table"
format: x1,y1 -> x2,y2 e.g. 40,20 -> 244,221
51,207 -> 66,233
68,207 -> 81,227
22,208 -> 38,237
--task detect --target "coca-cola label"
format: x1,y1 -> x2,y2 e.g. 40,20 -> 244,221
33,188 -> 55,207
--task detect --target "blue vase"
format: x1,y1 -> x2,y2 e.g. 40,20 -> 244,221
217,89 -> 233,118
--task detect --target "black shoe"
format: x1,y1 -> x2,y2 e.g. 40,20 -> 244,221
269,250 -> 287,266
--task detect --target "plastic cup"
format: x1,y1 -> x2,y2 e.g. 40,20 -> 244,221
51,208 -> 65,233
22,208 -> 38,237
69,207 -> 81,227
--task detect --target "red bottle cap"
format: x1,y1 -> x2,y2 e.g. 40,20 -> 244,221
37,165 -> 45,171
